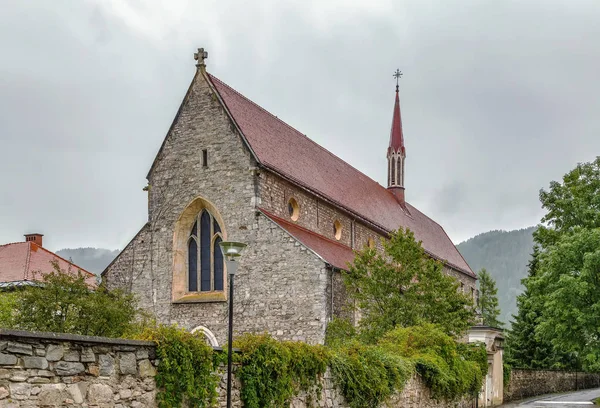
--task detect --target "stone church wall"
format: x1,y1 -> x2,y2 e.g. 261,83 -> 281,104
258,170 -> 477,303
170,212 -> 330,345
103,67 -> 476,348
259,171 -> 385,252
104,71 -> 331,345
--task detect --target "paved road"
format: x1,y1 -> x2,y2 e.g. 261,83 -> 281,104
504,387 -> 600,408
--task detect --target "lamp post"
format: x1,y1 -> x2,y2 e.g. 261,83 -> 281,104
219,241 -> 247,408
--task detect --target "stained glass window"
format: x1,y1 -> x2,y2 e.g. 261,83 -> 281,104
214,237 -> 224,291
187,209 -> 224,293
200,211 -> 211,291
188,239 -> 198,292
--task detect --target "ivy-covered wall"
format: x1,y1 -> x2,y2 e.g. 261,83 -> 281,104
289,371 -> 473,408
0,330 -> 480,408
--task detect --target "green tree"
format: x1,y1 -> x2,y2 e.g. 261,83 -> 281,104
508,157 -> 600,370
477,268 -> 503,328
13,261 -> 139,337
505,247 -> 560,368
532,228 -> 600,371
535,156 -> 600,249
343,228 -> 476,342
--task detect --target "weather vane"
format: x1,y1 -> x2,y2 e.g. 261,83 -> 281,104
393,69 -> 403,91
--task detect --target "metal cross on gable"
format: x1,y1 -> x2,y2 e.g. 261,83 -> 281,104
393,69 -> 403,90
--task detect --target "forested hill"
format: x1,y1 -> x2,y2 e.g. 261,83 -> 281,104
457,227 -> 536,327
56,247 -> 119,276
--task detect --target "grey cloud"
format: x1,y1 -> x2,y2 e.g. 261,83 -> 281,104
1,0 -> 599,251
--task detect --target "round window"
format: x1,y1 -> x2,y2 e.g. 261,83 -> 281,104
333,220 -> 342,240
288,198 -> 300,221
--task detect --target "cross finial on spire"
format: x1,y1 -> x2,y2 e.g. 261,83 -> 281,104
393,69 -> 402,91
194,48 -> 208,68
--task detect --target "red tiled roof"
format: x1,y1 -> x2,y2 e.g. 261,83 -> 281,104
0,242 -> 96,286
389,89 -> 405,155
207,74 -> 474,277
260,209 -> 355,270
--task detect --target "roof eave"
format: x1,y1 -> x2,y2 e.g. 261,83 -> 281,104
258,166 -> 474,278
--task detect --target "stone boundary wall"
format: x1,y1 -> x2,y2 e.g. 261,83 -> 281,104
288,371 -> 474,408
0,330 -> 476,408
504,369 -> 600,402
0,330 -> 157,407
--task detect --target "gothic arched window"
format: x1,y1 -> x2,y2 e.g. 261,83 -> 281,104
188,210 -> 224,292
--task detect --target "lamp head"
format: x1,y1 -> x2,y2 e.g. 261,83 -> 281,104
219,241 -> 247,276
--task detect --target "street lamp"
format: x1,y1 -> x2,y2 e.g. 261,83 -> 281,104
219,241 -> 247,408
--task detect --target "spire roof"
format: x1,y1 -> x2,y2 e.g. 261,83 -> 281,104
388,86 -> 405,155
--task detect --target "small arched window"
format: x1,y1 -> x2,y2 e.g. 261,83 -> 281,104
367,237 -> 375,249
333,220 -> 342,241
288,197 -> 300,221
188,210 -> 224,292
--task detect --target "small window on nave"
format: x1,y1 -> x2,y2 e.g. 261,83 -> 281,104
367,237 -> 375,249
188,210 -> 224,293
333,220 -> 342,240
288,197 -> 300,221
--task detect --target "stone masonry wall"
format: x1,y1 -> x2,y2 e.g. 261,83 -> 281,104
220,368 -> 474,408
0,330 -> 157,407
289,371 -> 474,408
169,212 -> 330,345
259,171 -> 384,252
504,369 -> 600,402
104,69 -> 331,346
259,171 -> 478,298
0,330 -> 477,408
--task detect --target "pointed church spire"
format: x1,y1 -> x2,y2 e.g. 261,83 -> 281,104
389,69 -> 405,155
387,69 -> 406,206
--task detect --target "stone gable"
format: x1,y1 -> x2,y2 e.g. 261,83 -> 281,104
104,70 -> 332,344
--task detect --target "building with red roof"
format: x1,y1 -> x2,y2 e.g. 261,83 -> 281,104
0,234 -> 96,288
103,49 -> 476,346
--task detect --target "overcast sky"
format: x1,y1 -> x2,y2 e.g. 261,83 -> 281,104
1,0 -> 599,252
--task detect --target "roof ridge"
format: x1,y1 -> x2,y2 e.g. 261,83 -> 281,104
262,162 -> 412,231
0,242 -> 26,249
259,208 -> 354,252
208,74 -> 386,188
32,243 -> 95,277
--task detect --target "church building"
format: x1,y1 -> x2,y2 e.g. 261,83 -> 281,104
103,49 -> 476,346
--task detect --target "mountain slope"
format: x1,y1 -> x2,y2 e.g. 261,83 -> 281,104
56,247 -> 119,276
457,227 -> 536,326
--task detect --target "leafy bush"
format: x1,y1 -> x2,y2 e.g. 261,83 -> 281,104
325,317 -> 357,347
136,324 -> 222,408
5,262 -> 139,337
234,333 -> 330,408
330,341 -> 413,408
379,324 -> 486,400
0,291 -> 19,328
